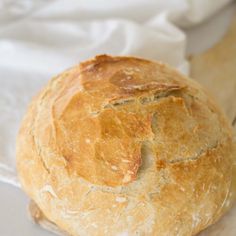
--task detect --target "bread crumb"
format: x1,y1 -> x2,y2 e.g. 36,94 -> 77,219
40,185 -> 57,198
116,197 -> 127,203
122,159 -> 130,163
85,138 -> 91,144
123,174 -> 131,183
117,231 -> 129,236
111,165 -> 118,170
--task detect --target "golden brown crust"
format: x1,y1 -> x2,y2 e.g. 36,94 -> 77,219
17,55 -> 235,236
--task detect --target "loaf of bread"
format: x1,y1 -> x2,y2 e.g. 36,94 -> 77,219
16,55 -> 235,236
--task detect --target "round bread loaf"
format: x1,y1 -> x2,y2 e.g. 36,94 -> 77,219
17,55 -> 235,236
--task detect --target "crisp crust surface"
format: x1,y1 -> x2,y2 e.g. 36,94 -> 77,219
17,55 -> 235,236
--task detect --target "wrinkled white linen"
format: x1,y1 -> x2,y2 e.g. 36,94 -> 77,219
0,0 -> 232,187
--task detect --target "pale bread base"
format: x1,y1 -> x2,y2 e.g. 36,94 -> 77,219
28,200 -> 70,236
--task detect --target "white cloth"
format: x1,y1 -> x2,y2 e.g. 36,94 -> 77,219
0,0 -> 232,187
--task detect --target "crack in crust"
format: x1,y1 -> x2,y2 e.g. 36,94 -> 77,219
167,141 -> 219,164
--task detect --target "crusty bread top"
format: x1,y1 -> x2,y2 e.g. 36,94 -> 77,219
17,55 -> 235,236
